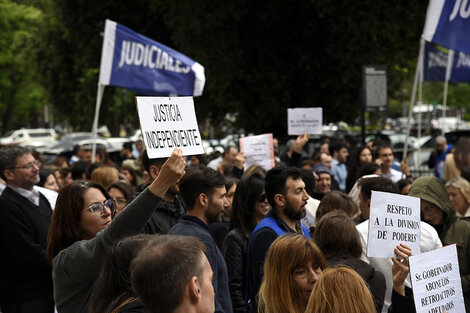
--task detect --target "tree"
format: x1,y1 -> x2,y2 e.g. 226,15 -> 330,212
28,0 -> 431,137
0,0 -> 45,134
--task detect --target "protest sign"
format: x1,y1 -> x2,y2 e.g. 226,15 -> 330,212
136,96 -> 204,158
287,108 -> 322,135
409,244 -> 465,313
239,134 -> 275,171
367,191 -> 421,259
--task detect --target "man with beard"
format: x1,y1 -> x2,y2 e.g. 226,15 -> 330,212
0,146 -> 54,313
169,166 -> 232,313
138,150 -> 185,234
246,167 -> 310,313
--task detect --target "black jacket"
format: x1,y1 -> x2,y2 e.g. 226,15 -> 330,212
388,287 -> 415,313
210,216 -> 230,250
141,196 -> 185,234
222,228 -> 249,313
0,187 -> 53,304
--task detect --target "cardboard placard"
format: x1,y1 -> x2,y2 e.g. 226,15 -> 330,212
287,108 -> 322,135
367,191 -> 421,258
409,244 -> 465,313
136,96 -> 204,158
239,133 -> 275,171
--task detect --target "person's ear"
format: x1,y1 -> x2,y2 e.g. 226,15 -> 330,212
198,193 -> 208,208
188,276 -> 200,303
274,193 -> 285,208
3,169 -> 14,181
149,165 -> 160,180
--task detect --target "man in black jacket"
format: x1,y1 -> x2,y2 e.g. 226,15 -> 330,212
0,146 -> 54,313
139,150 -> 185,234
169,166 -> 232,313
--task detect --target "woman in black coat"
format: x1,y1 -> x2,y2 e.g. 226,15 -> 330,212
221,173 -> 268,313
314,211 -> 386,313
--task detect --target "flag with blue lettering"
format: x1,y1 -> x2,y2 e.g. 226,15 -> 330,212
422,0 -> 470,53
98,19 -> 205,96
423,43 -> 470,82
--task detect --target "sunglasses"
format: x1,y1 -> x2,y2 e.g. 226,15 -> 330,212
258,194 -> 267,203
88,199 -> 116,218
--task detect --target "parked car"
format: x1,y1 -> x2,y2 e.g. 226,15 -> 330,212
0,128 -> 57,147
35,132 -> 110,164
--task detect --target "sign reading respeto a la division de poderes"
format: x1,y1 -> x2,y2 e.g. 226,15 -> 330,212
287,108 -> 322,135
135,96 -> 204,158
367,191 -> 421,259
409,244 -> 465,313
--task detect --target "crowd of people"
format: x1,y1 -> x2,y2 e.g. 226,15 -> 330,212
0,133 -> 469,313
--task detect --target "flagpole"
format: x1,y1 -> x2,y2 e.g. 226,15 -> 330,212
442,49 -> 454,119
91,84 -> 105,163
403,38 -> 425,159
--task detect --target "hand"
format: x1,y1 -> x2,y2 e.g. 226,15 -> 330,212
234,152 -> 246,169
294,133 -> 309,154
400,158 -> 411,178
150,149 -> 186,198
391,243 -> 412,296
375,158 -> 384,167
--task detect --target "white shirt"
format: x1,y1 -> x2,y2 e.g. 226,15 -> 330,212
456,206 -> 470,218
381,168 -> 403,183
35,186 -> 58,209
207,156 -> 222,170
348,174 -> 380,207
8,184 -> 40,206
357,220 -> 442,313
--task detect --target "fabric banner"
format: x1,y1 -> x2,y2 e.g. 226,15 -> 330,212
423,43 -> 470,82
98,19 -> 205,96
422,0 -> 470,53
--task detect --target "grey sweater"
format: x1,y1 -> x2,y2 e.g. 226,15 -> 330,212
52,188 -> 162,313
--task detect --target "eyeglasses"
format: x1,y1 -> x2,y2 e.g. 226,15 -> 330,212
10,160 -> 40,170
88,199 -> 116,218
258,194 -> 267,203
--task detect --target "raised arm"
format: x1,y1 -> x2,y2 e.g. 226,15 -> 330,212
391,243 -> 412,296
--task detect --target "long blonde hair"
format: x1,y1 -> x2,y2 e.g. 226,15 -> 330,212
306,267 -> 376,313
258,234 -> 327,313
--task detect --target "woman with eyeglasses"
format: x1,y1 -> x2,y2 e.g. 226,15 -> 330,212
221,173 -> 269,313
46,149 -> 186,313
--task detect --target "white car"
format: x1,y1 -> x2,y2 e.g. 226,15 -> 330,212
0,128 -> 57,147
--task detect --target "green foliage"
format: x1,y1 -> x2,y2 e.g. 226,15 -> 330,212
0,0 -> 44,133
422,82 -> 470,111
5,0 -> 449,137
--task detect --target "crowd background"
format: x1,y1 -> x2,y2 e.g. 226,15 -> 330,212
0,131 -> 469,313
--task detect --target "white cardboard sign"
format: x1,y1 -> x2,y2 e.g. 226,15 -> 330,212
367,191 -> 421,258
239,134 -> 275,171
287,108 -> 322,135
409,244 -> 465,313
136,96 -> 204,158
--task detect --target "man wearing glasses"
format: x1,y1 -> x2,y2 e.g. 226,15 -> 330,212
0,146 -> 54,313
